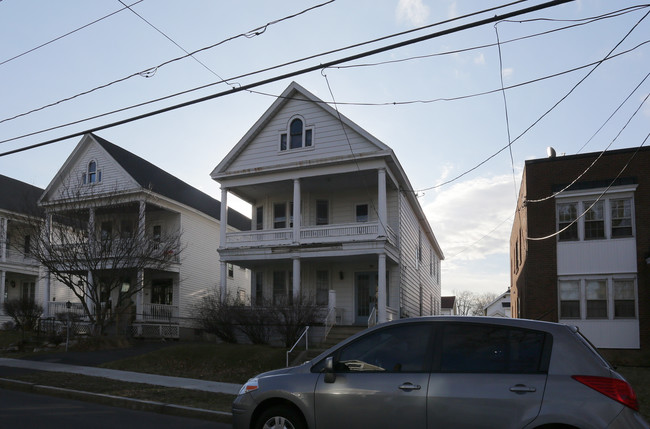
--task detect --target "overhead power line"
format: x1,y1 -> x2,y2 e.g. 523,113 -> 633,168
0,0 -> 523,126
0,0 -> 145,67
0,0 -> 335,125
0,0 -> 575,158
410,7 -> 650,193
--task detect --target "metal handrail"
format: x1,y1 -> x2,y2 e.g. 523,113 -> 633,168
286,326 -> 310,367
323,306 -> 337,341
368,306 -> 377,328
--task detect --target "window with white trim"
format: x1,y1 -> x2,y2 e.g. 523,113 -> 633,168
355,203 -> 369,223
82,160 -> 102,184
280,117 -> 313,151
558,276 -> 637,321
316,270 -> 329,305
556,196 -> 634,241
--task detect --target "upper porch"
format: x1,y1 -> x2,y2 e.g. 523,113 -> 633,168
219,168 -> 400,251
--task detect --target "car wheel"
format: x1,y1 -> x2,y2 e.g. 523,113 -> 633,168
255,405 -> 305,429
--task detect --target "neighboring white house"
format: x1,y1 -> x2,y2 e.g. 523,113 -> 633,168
0,175 -> 48,326
211,82 -> 444,326
37,133 -> 250,338
484,289 -> 511,317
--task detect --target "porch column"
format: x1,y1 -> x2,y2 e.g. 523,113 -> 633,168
377,253 -> 387,323
42,214 -> 52,317
378,169 -> 387,237
88,207 -> 95,247
293,179 -> 301,243
0,270 -> 5,306
0,217 -> 6,262
136,269 -> 144,321
86,271 -> 95,315
292,257 -> 301,301
138,200 -> 146,239
220,187 -> 228,249
220,261 -> 227,300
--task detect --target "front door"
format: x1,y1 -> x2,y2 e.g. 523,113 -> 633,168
355,272 -> 377,325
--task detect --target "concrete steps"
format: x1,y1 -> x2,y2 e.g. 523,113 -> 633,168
290,325 -> 366,366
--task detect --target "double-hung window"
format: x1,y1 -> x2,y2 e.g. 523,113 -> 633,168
610,199 -> 632,237
557,202 -> 578,241
559,280 -> 580,318
585,279 -> 607,319
584,201 -> 604,240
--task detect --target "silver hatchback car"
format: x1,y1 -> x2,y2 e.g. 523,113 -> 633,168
232,316 -> 649,429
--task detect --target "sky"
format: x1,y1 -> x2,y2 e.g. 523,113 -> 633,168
1,0 -> 648,297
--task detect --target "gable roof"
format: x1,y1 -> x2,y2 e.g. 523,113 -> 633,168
0,174 -> 44,217
91,134 -> 250,231
211,81 -> 391,177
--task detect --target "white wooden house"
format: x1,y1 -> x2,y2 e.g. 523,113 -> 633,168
38,134 -> 250,338
211,82 -> 444,326
0,175 -> 47,326
484,289 -> 511,318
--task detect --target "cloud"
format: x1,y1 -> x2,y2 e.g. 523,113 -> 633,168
474,53 -> 486,65
423,172 -> 520,262
502,68 -> 514,79
447,1 -> 458,19
396,0 -> 430,26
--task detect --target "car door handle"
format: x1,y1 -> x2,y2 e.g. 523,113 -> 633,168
399,383 -> 421,392
509,384 -> 537,394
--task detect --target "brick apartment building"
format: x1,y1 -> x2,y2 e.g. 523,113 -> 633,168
511,146 -> 649,363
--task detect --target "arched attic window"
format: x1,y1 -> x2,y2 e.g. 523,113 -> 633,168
280,117 -> 313,151
82,160 -> 102,184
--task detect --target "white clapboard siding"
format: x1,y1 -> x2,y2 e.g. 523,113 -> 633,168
226,97 -> 378,173
398,192 -> 439,318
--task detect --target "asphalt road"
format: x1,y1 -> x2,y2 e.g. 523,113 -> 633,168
0,388 -> 231,429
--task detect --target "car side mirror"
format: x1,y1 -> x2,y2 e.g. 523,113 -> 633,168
324,356 -> 336,383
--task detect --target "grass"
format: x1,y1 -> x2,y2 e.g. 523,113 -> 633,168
100,342 -> 287,384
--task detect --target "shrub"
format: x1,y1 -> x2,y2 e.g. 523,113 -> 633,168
271,296 -> 323,348
193,293 -> 240,343
234,304 -> 274,345
2,298 -> 43,332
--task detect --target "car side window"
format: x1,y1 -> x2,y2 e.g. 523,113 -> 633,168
333,324 -> 432,373
440,324 -> 547,373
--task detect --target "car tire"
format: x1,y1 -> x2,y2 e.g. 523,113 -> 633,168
255,405 -> 306,429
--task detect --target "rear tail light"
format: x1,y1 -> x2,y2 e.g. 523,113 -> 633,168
572,375 -> 639,411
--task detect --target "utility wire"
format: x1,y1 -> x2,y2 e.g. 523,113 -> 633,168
410,8 -> 650,193
0,0 -> 335,125
0,0 -> 532,126
248,41 -> 649,107
9,2 -> 635,147
524,88 -> 650,205
116,0 -> 238,88
0,0 -> 145,67
2,33 -> 646,154
0,0 -> 575,158
329,5 -> 648,71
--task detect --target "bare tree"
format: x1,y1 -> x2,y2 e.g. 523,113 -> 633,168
453,290 -> 500,316
453,290 -> 476,316
14,183 -> 183,335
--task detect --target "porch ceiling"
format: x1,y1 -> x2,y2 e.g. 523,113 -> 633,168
230,170 -> 393,203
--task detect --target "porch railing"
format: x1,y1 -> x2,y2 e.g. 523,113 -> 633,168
323,306 -> 337,342
4,249 -> 39,266
141,303 -> 178,322
48,301 -> 86,318
225,222 -> 397,247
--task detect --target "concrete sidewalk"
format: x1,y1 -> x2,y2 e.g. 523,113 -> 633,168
0,357 -> 241,394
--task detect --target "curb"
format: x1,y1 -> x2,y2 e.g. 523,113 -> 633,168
0,377 -> 232,423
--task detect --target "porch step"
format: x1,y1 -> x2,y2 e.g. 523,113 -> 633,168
319,325 -> 366,350
289,326 -> 367,367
